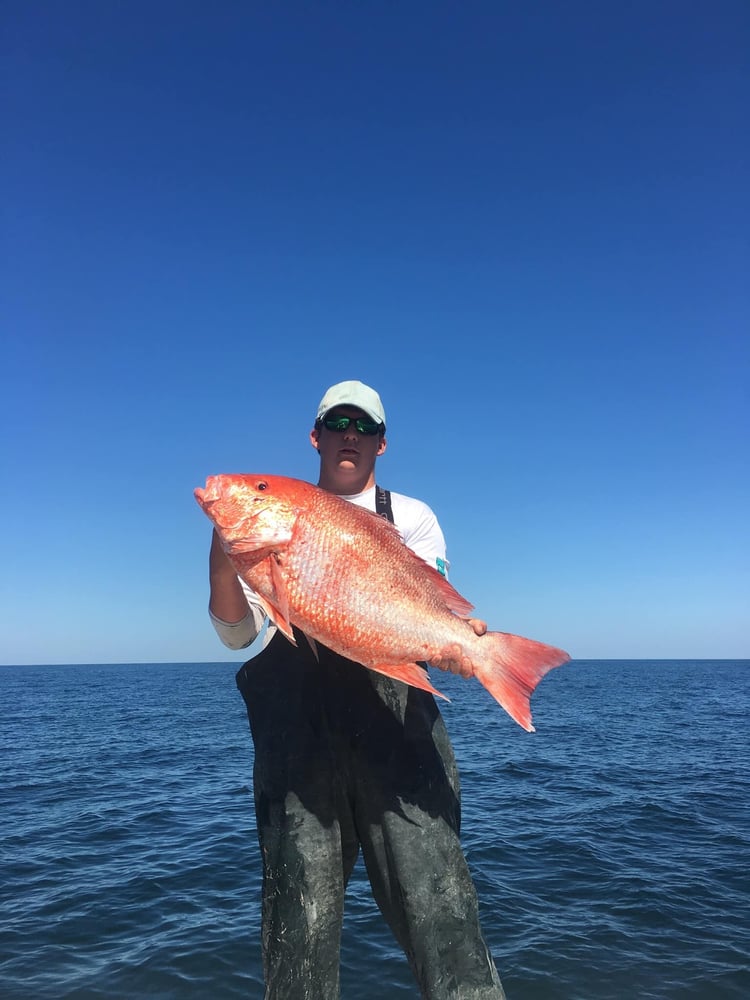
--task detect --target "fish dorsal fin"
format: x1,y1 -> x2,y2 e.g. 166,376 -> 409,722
429,565 -> 475,617
367,510 -> 475,617
400,550 -> 475,618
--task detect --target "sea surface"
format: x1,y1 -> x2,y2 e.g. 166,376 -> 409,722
1,660 -> 748,999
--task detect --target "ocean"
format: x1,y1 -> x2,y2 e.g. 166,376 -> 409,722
1,660 -> 748,999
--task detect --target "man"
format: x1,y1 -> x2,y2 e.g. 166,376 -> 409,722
207,380 -> 506,999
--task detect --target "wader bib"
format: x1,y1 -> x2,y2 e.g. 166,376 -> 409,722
236,488 -> 505,1000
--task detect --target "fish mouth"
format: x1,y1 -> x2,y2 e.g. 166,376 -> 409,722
195,477 -> 221,505
195,476 -> 229,510
194,486 -> 212,510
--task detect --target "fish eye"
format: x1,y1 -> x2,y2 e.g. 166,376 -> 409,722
257,481 -> 268,491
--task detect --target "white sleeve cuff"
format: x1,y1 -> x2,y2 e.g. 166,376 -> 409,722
209,605 -> 266,650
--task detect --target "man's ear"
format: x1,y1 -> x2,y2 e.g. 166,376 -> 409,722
310,427 -> 320,451
377,435 -> 387,457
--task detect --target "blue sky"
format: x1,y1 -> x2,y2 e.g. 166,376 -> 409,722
3,1 -> 748,664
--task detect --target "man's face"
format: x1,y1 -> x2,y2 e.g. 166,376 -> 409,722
310,406 -> 386,478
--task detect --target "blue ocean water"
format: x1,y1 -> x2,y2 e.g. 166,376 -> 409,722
1,660 -> 748,999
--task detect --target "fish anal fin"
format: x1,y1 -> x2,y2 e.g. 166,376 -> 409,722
368,662 -> 450,702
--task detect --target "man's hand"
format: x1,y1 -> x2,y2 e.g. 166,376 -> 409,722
428,618 -> 487,678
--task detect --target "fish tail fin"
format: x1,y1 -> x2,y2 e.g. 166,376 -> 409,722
475,632 -> 570,732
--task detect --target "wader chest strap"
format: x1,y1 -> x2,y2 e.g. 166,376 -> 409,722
375,486 -> 394,524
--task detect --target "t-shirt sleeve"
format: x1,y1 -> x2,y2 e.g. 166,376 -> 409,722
398,499 -> 450,578
209,581 -> 268,650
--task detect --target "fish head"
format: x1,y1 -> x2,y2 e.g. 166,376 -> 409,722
194,474 -> 300,556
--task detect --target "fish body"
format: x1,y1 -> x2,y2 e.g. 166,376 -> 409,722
195,474 -> 570,731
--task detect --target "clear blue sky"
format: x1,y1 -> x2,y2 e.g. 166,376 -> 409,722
3,1 -> 748,664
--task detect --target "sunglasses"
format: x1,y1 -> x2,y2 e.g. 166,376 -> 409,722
321,415 -> 383,436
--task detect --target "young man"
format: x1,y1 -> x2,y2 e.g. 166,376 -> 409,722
208,380 -> 506,999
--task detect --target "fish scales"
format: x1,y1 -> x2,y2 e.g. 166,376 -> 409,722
281,497 -> 439,660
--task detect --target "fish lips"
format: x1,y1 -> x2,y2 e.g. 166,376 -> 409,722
194,486 -> 211,511
195,475 -> 224,506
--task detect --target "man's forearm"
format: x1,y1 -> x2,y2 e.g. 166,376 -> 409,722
209,529 -> 250,623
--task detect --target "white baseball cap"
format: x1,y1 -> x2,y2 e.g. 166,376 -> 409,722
316,380 -> 386,429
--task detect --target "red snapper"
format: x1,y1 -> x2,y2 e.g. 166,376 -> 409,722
195,474 -> 570,731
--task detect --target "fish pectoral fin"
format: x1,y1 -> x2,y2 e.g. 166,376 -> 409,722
368,662 -> 450,702
252,554 -> 296,644
256,592 -> 296,645
269,554 -> 294,626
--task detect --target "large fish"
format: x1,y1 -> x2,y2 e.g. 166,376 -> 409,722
195,474 -> 570,731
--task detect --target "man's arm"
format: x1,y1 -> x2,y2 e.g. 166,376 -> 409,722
207,529 -> 270,650
209,529 -> 250,622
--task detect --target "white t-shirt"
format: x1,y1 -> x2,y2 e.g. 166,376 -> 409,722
210,484 -> 449,652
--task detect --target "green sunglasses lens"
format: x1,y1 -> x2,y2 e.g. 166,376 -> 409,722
323,416 -> 381,435
324,417 -> 350,431
357,420 -> 380,435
